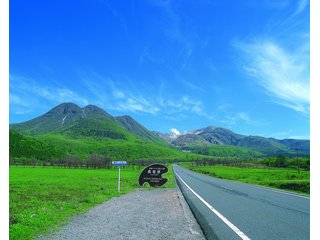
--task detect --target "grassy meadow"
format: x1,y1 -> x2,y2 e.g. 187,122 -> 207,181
10,165 -> 175,240
183,164 -> 309,194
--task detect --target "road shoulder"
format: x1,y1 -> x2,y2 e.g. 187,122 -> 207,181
38,188 -> 205,240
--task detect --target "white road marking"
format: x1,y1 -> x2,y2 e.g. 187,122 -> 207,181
175,172 -> 251,240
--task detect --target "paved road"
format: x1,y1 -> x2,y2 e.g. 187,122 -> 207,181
173,165 -> 309,240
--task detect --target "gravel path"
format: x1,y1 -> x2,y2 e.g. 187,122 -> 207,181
38,188 -> 205,240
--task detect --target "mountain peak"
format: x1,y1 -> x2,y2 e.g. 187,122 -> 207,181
46,102 -> 82,116
115,115 -> 165,143
82,104 -> 112,118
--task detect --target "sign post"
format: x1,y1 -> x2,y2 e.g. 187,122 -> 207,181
118,166 -> 121,192
138,163 -> 168,187
112,161 -> 127,192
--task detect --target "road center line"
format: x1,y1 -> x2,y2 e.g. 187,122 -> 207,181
175,172 -> 251,240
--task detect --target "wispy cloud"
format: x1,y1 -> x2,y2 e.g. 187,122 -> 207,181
233,0 -> 309,115
234,40 -> 309,114
36,87 -> 89,106
139,46 -> 158,66
101,0 -> 128,36
159,95 -> 212,118
216,103 -> 263,127
10,74 -> 89,114
81,73 -> 212,118
220,112 -> 252,126
115,97 -> 160,114
148,0 -> 194,70
268,130 -> 309,140
179,77 -> 204,92
82,75 -> 160,115
294,0 -> 309,15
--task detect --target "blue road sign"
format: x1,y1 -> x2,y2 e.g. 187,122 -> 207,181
112,161 -> 127,167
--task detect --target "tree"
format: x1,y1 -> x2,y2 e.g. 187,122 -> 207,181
276,155 -> 286,168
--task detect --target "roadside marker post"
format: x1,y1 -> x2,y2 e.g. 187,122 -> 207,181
112,161 -> 127,192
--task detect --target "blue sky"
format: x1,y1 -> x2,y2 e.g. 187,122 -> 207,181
9,0 -> 310,139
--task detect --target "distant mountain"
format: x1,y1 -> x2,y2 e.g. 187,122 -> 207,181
274,139 -> 310,155
157,126 -> 310,156
115,115 -> 164,144
153,128 -> 182,143
153,131 -> 173,143
236,136 -> 290,155
194,126 -> 243,145
172,134 -> 213,148
10,103 -> 112,136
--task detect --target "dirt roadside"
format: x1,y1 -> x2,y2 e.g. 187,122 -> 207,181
38,188 -> 206,240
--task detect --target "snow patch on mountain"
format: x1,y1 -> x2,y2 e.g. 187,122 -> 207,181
62,114 -> 69,126
170,128 -> 181,136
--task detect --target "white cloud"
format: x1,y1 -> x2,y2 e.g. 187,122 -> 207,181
235,40 -> 309,114
10,94 -> 31,107
10,75 -> 89,110
82,73 -> 212,117
220,112 -> 252,126
116,97 -> 160,114
217,103 -> 233,112
36,87 -> 89,106
113,90 -> 125,99
161,96 -> 212,119
82,75 -> 161,114
237,112 -> 250,121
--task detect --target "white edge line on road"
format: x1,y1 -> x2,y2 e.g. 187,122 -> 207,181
175,172 -> 251,240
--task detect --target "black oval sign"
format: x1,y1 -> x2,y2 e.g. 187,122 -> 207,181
138,163 -> 168,187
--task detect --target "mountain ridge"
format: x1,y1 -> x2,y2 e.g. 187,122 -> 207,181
10,103 -> 114,136
10,103 -> 166,145
10,102 -> 310,158
154,127 -> 310,156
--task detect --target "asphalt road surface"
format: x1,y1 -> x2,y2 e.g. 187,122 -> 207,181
173,164 -> 310,240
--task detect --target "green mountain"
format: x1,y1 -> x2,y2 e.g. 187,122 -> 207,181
237,136 -> 290,155
274,139 -> 310,154
10,103 -> 113,136
10,103 -> 309,161
57,115 -> 129,140
9,103 -> 203,161
115,115 -> 165,144
9,130 -> 63,161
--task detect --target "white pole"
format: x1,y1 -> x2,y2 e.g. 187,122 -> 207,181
118,167 -> 121,192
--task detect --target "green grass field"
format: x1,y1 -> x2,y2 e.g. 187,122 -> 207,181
184,164 -> 310,194
10,165 -> 175,240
